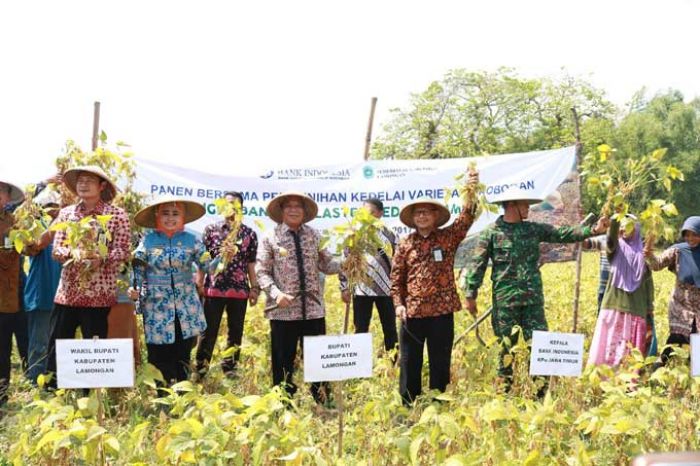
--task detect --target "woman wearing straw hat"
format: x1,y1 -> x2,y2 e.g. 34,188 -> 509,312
390,170 -> 479,405
255,191 -> 340,406
45,165 -> 131,387
0,179 -> 26,407
129,198 -> 209,386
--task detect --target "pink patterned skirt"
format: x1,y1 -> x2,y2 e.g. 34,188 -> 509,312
587,309 -> 648,367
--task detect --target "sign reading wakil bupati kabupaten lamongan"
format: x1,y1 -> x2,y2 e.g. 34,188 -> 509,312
303,333 -> 373,382
56,338 -> 134,388
529,331 -> 584,377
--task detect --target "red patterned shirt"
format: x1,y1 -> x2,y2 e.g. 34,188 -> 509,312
202,221 -> 258,298
52,200 -> 131,308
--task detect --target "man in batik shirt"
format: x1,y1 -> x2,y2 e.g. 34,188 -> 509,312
340,198 -> 398,358
196,191 -> 259,378
256,191 -> 340,406
390,170 -> 479,405
45,166 -> 131,386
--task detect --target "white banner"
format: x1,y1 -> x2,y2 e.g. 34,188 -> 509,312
529,330 -> 585,377
303,333 -> 373,382
133,146 -> 576,237
56,338 -> 135,389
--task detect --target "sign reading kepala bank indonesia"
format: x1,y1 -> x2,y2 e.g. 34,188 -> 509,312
56,338 -> 135,389
134,146 -> 580,243
529,331 -> 585,377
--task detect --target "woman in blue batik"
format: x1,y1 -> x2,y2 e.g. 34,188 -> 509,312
129,198 -> 209,385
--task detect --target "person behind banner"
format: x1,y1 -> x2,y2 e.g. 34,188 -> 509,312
22,188 -> 62,384
129,199 -> 209,388
340,198 -> 398,361
255,192 -> 340,407
45,166 -> 131,388
645,216 -> 700,368
390,170 -> 479,405
195,191 -> 259,379
588,217 -> 655,367
0,180 -> 27,407
463,195 -> 608,394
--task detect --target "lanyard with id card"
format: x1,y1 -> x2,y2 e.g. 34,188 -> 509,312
432,246 -> 444,262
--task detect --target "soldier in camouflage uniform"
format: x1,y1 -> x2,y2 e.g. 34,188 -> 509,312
463,198 -> 607,389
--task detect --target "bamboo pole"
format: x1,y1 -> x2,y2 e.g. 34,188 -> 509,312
337,301 -> 351,456
571,107 -> 583,333
340,96 -> 378,456
91,101 -> 101,151
363,97 -> 378,160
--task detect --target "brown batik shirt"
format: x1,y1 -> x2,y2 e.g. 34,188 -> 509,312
390,208 -> 474,319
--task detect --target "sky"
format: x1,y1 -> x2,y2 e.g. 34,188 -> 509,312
1,0 -> 699,185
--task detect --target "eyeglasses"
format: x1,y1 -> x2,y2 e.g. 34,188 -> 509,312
413,209 -> 436,217
283,203 -> 304,211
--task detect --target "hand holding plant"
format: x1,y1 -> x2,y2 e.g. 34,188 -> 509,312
8,185 -> 53,253
583,144 -> 683,244
213,196 -> 243,276
50,214 -> 113,289
447,161 -> 496,216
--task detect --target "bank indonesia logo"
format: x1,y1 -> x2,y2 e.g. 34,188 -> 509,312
363,166 -> 374,179
260,170 -> 274,179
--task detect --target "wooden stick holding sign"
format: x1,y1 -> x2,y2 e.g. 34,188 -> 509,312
92,336 -> 106,466
317,205 -> 389,457
337,302 -> 351,457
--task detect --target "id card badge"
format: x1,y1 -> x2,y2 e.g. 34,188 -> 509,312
432,247 -> 444,262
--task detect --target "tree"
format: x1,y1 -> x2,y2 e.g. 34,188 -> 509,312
582,90 -> 700,226
370,68 -> 616,160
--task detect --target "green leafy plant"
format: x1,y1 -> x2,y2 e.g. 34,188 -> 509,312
8,185 -> 53,253
582,144 -> 684,243
50,214 -> 113,289
0,254 -> 697,465
54,133 -> 147,225
326,206 -> 391,297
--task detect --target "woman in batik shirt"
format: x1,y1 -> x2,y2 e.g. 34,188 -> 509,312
129,198 -> 209,386
646,216 -> 700,367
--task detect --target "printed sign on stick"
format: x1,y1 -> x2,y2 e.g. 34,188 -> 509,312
304,333 -> 373,382
529,331 -> 584,377
56,338 -> 135,389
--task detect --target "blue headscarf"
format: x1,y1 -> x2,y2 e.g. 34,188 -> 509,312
673,216 -> 700,288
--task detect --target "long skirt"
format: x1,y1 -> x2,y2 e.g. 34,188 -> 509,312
588,309 -> 647,367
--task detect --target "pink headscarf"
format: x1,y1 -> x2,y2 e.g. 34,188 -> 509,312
610,223 -> 646,293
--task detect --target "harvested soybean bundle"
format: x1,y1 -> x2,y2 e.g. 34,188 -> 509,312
8,185 -> 52,253
50,214 -> 114,290
446,161 -> 496,216
213,197 -> 244,275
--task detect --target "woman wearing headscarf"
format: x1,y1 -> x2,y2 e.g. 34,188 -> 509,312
588,217 -> 655,367
129,198 -> 209,386
645,216 -> 700,366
